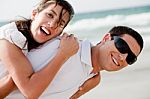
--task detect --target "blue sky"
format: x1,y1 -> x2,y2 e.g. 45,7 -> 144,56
0,0 -> 150,21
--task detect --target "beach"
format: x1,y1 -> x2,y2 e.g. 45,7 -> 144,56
65,5 -> 150,99
1,5 -> 150,99
80,44 -> 150,99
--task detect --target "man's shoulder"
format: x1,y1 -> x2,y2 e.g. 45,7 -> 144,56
80,39 -> 92,47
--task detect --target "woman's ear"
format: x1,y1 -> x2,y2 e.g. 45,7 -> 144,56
102,33 -> 111,43
31,9 -> 38,20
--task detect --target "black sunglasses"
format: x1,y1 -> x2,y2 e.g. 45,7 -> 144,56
112,36 -> 137,65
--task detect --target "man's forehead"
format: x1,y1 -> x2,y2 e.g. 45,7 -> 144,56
121,34 -> 140,56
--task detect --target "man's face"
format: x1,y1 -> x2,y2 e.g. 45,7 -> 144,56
98,34 -> 140,71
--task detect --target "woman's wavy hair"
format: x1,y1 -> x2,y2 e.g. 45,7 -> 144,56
15,0 -> 74,51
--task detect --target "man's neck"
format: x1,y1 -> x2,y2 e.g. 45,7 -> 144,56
91,46 -> 102,74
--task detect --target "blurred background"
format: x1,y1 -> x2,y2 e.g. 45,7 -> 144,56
1,0 -> 150,99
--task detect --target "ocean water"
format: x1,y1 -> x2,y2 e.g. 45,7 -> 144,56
64,5 -> 150,99
0,5 -> 150,99
65,5 -> 150,99
65,5 -> 150,46
0,5 -> 150,45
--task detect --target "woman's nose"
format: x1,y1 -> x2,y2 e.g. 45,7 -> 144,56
47,21 -> 58,29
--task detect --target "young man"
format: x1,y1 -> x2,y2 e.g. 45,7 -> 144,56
3,26 -> 143,99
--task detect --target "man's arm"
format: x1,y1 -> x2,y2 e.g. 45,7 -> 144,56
70,73 -> 101,99
0,74 -> 16,98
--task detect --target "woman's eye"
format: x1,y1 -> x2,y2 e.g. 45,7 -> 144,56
59,22 -> 65,28
47,13 -> 53,18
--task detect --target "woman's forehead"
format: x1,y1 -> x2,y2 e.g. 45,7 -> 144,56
46,3 -> 69,16
45,3 -> 66,12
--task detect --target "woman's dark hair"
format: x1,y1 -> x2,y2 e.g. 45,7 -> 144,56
37,0 -> 74,23
109,26 -> 144,53
15,0 -> 74,51
15,20 -> 41,51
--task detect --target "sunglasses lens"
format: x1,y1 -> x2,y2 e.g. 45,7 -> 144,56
126,52 -> 137,65
113,36 -> 137,65
114,38 -> 129,54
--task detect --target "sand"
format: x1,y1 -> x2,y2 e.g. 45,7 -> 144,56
80,41 -> 150,99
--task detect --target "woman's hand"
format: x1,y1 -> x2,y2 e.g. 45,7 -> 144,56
58,33 -> 79,59
0,74 -> 16,98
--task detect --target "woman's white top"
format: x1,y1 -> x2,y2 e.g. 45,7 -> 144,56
0,22 -> 28,79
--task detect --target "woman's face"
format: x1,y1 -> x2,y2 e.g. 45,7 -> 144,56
30,3 -> 70,43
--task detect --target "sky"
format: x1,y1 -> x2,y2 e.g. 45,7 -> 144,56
0,0 -> 150,21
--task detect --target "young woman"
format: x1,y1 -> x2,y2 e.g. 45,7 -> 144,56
0,0 -> 79,98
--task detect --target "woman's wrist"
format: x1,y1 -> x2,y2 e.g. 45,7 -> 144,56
57,50 -> 71,60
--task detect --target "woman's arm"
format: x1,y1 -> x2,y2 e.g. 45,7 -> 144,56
0,34 -> 79,99
70,73 -> 101,99
0,74 -> 16,98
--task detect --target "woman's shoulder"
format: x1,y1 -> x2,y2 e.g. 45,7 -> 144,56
0,22 -> 20,37
0,22 -> 28,54
0,22 -> 16,30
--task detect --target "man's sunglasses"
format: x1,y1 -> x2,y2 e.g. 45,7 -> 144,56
112,36 -> 137,65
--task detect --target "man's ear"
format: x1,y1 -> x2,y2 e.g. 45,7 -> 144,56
102,33 -> 111,43
31,9 -> 38,20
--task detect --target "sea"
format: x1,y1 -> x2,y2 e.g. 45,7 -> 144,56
65,5 -> 150,46
1,5 -> 150,99
65,5 -> 150,99
0,5 -> 150,45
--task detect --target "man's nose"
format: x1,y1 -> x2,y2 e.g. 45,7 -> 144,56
119,54 -> 128,63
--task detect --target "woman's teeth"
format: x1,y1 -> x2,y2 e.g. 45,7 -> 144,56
41,26 -> 51,35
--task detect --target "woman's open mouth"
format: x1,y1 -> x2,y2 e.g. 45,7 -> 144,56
40,26 -> 51,35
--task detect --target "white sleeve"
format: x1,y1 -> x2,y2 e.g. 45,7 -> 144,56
27,39 -> 60,71
0,22 -> 28,54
